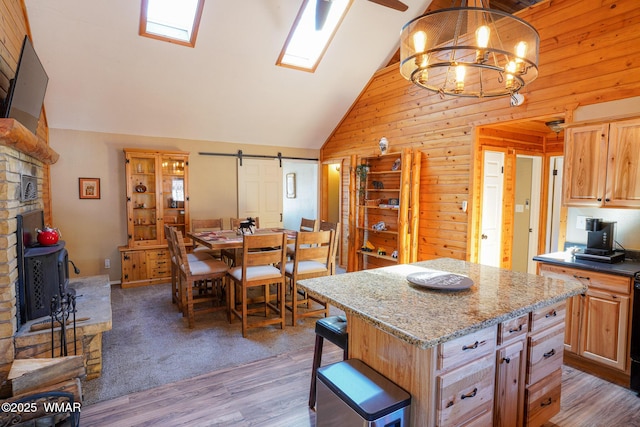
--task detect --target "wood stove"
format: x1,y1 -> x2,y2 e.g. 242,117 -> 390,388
16,210 -> 75,327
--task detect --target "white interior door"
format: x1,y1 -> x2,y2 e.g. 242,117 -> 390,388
237,158 -> 283,228
480,151 -> 505,267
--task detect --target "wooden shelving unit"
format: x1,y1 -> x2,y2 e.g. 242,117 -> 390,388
351,147 -> 420,271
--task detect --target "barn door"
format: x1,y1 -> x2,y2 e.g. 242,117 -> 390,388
237,158 -> 283,228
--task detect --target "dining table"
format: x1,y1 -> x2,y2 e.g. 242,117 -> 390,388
187,228 -> 297,251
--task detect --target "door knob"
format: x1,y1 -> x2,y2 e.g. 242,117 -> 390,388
481,234 -> 488,240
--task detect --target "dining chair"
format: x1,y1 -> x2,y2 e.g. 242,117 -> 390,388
223,217 -> 261,266
319,220 -> 341,275
166,225 -> 216,306
286,217 -> 317,259
226,232 -> 287,337
284,229 -> 334,325
191,218 -> 224,259
173,229 -> 230,328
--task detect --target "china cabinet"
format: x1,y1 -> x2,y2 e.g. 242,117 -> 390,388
119,148 -> 190,287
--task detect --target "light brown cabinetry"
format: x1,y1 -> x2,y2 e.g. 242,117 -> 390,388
436,326 -> 497,426
120,248 -> 171,288
353,148 -> 420,270
494,314 -> 528,427
539,264 -> 631,381
120,148 -> 190,288
348,304 -> 569,427
563,118 -> 640,207
523,303 -> 565,427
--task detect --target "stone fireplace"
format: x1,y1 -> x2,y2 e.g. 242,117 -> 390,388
0,119 -> 59,393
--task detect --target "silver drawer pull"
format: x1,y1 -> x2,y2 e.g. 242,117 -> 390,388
462,341 -> 479,351
543,349 -> 556,359
460,388 -> 478,400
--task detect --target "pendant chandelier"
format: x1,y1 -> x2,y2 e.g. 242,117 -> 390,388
400,0 -> 539,98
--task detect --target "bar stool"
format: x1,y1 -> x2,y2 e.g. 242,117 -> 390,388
309,315 -> 348,409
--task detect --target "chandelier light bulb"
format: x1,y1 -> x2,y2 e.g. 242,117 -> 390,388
505,61 -> 517,89
413,30 -> 427,53
475,25 -> 490,63
476,25 -> 490,48
455,65 -> 466,93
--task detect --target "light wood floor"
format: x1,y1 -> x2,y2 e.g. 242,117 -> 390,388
81,345 -> 640,427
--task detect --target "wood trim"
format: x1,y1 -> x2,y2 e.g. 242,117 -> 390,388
0,119 -> 59,164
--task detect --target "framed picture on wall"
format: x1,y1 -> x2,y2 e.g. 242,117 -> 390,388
286,173 -> 296,198
79,178 -> 100,199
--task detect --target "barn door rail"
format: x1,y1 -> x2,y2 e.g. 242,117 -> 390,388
199,150 -> 318,166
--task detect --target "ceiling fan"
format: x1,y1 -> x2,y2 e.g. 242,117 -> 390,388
316,0 -> 408,30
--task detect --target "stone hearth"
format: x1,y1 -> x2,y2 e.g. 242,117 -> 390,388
14,276 -> 112,380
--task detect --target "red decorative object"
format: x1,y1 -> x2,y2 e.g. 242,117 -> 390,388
37,227 -> 60,246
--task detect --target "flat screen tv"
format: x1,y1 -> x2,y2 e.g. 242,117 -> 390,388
2,36 -> 49,135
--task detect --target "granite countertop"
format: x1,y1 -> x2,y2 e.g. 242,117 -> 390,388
533,252 -> 640,278
298,258 -> 585,350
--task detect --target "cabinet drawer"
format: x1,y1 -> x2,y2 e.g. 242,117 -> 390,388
526,323 -> 564,386
436,354 -> 495,427
539,264 -> 630,295
529,301 -> 565,333
438,326 -> 497,371
146,249 -> 169,261
525,368 -> 561,427
148,258 -> 170,268
498,314 -> 528,345
149,266 -> 171,278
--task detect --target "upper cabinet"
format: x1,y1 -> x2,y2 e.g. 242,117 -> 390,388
125,148 -> 190,247
563,118 -> 640,207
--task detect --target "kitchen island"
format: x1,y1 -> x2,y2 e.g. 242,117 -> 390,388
298,258 -> 586,427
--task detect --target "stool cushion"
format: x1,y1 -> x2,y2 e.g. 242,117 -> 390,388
315,315 -> 348,349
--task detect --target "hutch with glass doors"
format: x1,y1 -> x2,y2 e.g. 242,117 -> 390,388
119,148 -> 190,287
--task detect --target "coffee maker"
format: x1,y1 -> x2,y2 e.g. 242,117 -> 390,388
574,219 -> 625,263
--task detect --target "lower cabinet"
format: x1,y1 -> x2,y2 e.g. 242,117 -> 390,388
494,340 -> 526,427
538,264 -> 631,373
436,327 -> 497,426
524,368 -> 562,427
494,313 -> 528,427
120,246 -> 171,288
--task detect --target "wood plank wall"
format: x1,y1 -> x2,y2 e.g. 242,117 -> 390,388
321,0 -> 640,268
0,0 -> 52,223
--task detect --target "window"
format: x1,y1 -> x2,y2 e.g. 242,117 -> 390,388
139,0 -> 204,47
277,0 -> 353,72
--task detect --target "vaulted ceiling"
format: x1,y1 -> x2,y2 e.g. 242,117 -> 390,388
24,0 -> 544,150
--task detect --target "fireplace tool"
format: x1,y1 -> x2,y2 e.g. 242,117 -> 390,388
50,292 -> 77,357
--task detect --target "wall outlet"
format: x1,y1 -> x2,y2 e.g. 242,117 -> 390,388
104,258 -> 111,269
576,215 -> 589,230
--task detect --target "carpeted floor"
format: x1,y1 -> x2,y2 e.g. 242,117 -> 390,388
82,282 -> 341,405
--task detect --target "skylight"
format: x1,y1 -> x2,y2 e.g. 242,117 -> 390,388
277,0 -> 353,72
140,0 -> 204,47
